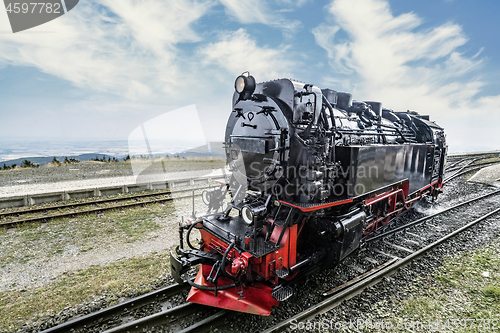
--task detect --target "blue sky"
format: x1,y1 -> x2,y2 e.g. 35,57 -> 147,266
0,0 -> 499,153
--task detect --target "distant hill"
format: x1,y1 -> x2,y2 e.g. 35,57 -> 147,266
0,143 -> 227,167
0,153 -> 120,167
177,142 -> 226,158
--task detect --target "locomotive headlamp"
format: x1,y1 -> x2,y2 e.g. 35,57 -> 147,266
241,204 -> 267,225
201,189 -> 212,205
235,76 -> 246,94
241,206 -> 254,225
202,188 -> 223,211
234,72 -> 256,100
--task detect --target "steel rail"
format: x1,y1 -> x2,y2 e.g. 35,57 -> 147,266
41,283 -> 190,333
0,186 -> 212,218
363,188 -> 500,243
0,193 -> 203,227
443,163 -> 496,184
445,160 -> 500,173
262,206 -> 500,333
103,303 -> 201,333
445,158 -> 471,170
177,310 -> 228,333
443,158 -> 478,183
101,306 -> 228,333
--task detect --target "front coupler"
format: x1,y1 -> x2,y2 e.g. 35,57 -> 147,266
171,219 -> 223,284
170,247 -> 222,284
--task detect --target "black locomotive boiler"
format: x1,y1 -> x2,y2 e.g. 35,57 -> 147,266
171,73 -> 447,315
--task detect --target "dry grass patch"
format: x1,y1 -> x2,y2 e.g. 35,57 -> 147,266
473,157 -> 500,165
0,251 -> 172,332
0,202 -> 175,268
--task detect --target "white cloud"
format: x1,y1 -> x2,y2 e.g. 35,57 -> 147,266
0,0 -> 303,142
313,0 -> 476,97
218,0 -> 301,35
219,0 -> 272,24
0,0 -> 214,99
198,28 -> 294,80
0,0 -> 300,103
313,0 -> 500,151
276,0 -> 311,8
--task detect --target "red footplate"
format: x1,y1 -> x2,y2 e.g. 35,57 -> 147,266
186,267 -> 279,316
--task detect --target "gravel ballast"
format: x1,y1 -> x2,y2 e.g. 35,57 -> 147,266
469,163 -> 500,187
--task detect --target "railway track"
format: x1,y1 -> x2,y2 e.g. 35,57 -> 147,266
105,306 -> 227,333
30,154 -> 499,332
446,153 -> 499,170
262,190 -> 500,332
444,161 -> 500,184
41,278 -> 227,333
0,186 -> 211,228
442,155 -> 500,184
445,159 -> 500,175
446,156 -> 476,170
41,282 -> 190,333
40,186 -> 500,333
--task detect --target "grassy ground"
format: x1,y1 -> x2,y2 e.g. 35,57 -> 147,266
0,251 -> 171,332
0,202 -> 174,268
370,237 -> 500,332
472,157 -> 500,165
0,186 -> 208,332
0,201 -> 182,332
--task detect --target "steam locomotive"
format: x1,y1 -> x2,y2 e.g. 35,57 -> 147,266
170,73 -> 447,315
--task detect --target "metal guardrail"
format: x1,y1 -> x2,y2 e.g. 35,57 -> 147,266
448,150 -> 500,159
